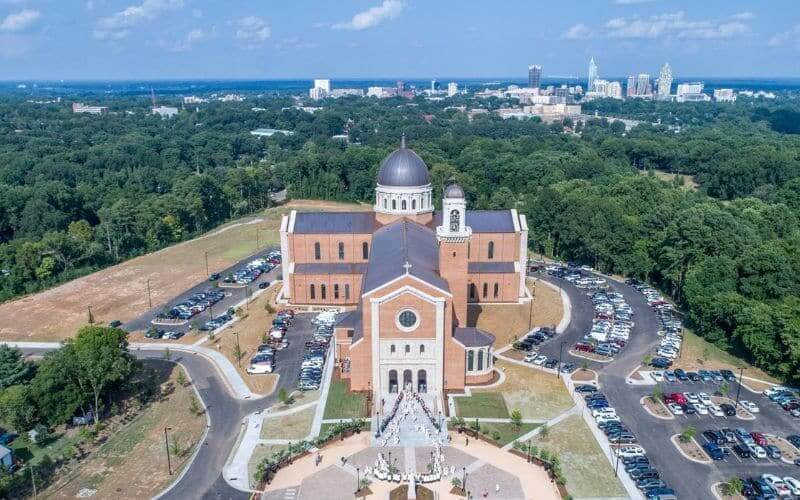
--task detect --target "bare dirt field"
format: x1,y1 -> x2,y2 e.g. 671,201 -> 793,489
0,200 -> 366,342
42,363 -> 205,499
640,169 -> 700,191
468,278 -> 563,347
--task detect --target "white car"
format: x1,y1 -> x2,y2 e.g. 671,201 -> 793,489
616,446 -> 646,458
783,477 -> 800,496
762,474 -> 791,497
533,355 -> 547,365
764,386 -> 790,397
593,408 -> 617,418
667,403 -> 684,415
749,444 -> 767,459
596,415 -> 621,425
650,371 -> 665,382
708,404 -> 724,417
698,393 -> 713,406
523,353 -> 537,363
684,392 -> 700,404
740,400 -> 760,413
693,403 -> 709,415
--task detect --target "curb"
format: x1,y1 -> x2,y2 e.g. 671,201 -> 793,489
639,396 -> 675,420
670,434 -> 712,464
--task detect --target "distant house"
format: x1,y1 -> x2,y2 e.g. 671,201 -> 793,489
250,128 -> 295,138
0,445 -> 12,472
152,106 -> 179,119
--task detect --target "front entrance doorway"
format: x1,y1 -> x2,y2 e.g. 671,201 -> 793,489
417,369 -> 427,393
388,369 -> 398,393
403,369 -> 412,391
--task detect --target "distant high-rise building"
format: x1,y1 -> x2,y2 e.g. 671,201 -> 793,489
431,79 -> 437,92
314,79 -> 331,92
397,80 -> 405,93
528,65 -> 542,88
637,74 -> 651,96
447,82 -> 458,97
713,88 -> 736,102
657,63 -> 673,97
608,81 -> 623,99
626,76 -> 636,97
588,57 -> 598,92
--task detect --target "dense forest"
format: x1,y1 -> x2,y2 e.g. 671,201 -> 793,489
0,92 -> 799,381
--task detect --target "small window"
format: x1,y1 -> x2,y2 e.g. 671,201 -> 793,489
391,344 -> 396,354
310,284 -> 316,300
467,350 -> 474,371
398,310 -> 418,329
345,284 -> 350,300
450,209 -> 460,232
420,345 -> 425,354
468,242 -> 471,259
392,199 -> 397,210
401,199 -> 407,210
478,349 -> 484,371
482,283 -> 488,298
469,283 -> 477,300
488,241 -> 495,260
405,344 -> 410,354
321,284 -> 327,300
362,242 -> 369,260
494,283 -> 499,298
334,284 -> 340,299
314,241 -> 321,260
338,241 -> 345,261
412,199 -> 417,210
383,198 -> 387,209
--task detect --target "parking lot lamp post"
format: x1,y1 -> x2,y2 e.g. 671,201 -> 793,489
355,467 -> 360,494
734,368 -> 745,410
557,341 -> 566,379
463,468 -> 467,493
164,426 -> 173,475
235,332 -> 242,368
613,433 -> 621,477
146,278 -> 152,309
527,440 -> 531,463
204,251 -> 209,276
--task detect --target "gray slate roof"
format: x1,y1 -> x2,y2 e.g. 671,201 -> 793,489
454,327 -> 495,347
376,144 -> 430,187
295,263 -> 367,275
468,261 -> 516,274
293,212 -> 377,234
434,210 -> 516,233
362,219 -> 449,294
335,310 -> 363,343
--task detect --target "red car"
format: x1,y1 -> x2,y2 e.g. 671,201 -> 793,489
750,432 -> 768,447
668,393 -> 687,405
575,343 -> 594,353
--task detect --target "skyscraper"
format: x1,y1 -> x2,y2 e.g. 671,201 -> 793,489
657,63 -> 673,97
637,74 -> 651,96
588,57 -> 598,92
528,65 -> 542,88
626,75 -> 636,97
447,82 -> 458,97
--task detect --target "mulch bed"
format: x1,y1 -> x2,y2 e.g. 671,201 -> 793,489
571,370 -> 596,382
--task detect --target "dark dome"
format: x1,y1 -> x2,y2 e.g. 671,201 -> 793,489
444,182 -> 465,199
376,137 -> 430,187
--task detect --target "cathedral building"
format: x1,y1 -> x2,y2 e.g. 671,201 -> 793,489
279,137 -> 529,399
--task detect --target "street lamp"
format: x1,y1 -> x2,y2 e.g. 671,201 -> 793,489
164,426 -> 173,475
734,367 -> 745,411
557,341 -> 566,379
355,467 -> 360,495
462,467 -> 467,492
613,432 -> 621,478
235,332 -> 242,368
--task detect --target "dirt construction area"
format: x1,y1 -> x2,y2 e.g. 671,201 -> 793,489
0,200 -> 367,342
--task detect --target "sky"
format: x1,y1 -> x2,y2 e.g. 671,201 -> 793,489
1,0 -> 800,80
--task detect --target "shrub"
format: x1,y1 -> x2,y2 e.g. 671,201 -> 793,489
491,430 -> 501,441
679,425 -> 697,443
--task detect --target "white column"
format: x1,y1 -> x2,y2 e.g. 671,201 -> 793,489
435,298 -> 444,394
371,298 -> 381,400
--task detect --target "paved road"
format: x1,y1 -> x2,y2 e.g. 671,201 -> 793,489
21,314 -> 319,500
538,273 -> 800,500
124,246 -> 280,334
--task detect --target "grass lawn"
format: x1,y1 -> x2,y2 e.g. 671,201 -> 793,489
477,422 -> 539,446
532,415 -> 625,499
673,328 -> 780,384
472,360 -> 573,420
248,444 -> 287,489
260,407 -> 315,440
322,380 -> 368,420
467,278 -> 563,347
40,363 -> 205,499
454,392 -> 509,419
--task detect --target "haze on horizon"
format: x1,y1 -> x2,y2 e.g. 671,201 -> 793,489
1,0 -> 799,81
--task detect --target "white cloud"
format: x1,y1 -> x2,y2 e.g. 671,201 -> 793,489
0,8 -> 39,32
94,0 -> 183,40
234,16 -> 269,48
333,0 -> 405,31
275,37 -> 319,50
561,23 -> 592,40
563,11 -> 751,41
731,12 -> 754,20
768,25 -> 800,48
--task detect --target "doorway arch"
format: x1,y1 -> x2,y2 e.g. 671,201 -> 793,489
388,370 -> 398,393
402,369 -> 413,391
417,369 -> 427,393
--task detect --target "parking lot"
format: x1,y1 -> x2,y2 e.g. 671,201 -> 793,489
255,313 -> 320,395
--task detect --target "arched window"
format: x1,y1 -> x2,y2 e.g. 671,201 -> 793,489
478,349 -> 484,371
314,241 -> 321,260
450,209 -> 460,232
469,283 -> 477,300
405,344 -> 411,354
390,344 -> 396,354
345,284 -> 350,301
401,199 -> 407,210
412,199 -> 417,210
334,284 -> 340,299
420,344 -> 425,354
320,284 -> 326,300
482,283 -> 488,298
392,199 -> 397,210
488,241 -> 495,259
494,283 -> 499,298
383,198 -> 387,209
467,242 -> 471,259
362,242 -> 369,260
310,284 -> 316,300
467,350 -> 474,371
338,242 -> 345,261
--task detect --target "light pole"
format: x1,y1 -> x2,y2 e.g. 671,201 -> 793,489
235,332 -> 242,368
463,468 -> 468,494
146,278 -> 152,309
557,341 -> 566,379
164,426 -> 173,475
734,368 -> 745,411
613,432 -> 621,478
355,466 -> 360,495
204,251 -> 209,276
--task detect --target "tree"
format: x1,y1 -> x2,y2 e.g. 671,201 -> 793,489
679,425 -> 697,443
163,347 -> 172,361
538,423 -> 549,440
278,387 -> 289,405
176,369 -> 187,387
721,477 -> 744,497
0,345 -> 35,390
0,385 -> 37,431
649,387 -> 663,403
510,409 -> 523,430
63,326 -> 139,425
189,395 -> 202,415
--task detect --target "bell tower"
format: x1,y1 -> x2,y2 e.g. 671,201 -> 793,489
437,182 -> 471,326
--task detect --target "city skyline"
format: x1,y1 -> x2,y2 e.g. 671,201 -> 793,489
0,1 -> 799,80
